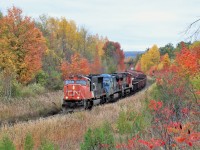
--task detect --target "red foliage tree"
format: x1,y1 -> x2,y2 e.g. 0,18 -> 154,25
135,61 -> 141,71
175,43 -> 199,77
116,48 -> 125,71
103,41 -> 125,72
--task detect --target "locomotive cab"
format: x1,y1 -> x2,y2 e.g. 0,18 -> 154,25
62,76 -> 93,110
100,74 -> 115,97
87,75 -> 105,98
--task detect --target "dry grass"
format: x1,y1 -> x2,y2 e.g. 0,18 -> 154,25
0,85 -> 153,150
0,91 -> 62,123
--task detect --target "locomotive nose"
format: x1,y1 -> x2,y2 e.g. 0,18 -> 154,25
67,84 -> 80,90
65,84 -> 81,99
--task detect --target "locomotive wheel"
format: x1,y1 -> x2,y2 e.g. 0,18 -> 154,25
108,94 -> 115,102
122,91 -> 125,98
100,96 -> 106,104
62,107 -> 74,113
84,100 -> 93,110
118,92 -> 122,98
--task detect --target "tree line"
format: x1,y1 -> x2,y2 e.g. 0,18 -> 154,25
0,6 -> 125,98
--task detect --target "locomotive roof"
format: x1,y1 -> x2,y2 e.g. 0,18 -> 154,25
66,75 -> 91,81
100,74 -> 112,78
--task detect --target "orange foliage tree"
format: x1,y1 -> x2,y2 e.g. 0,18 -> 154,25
90,55 -> 102,74
61,53 -> 91,78
0,6 -> 46,84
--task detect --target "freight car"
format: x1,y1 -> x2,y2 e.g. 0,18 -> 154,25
128,70 -> 147,91
62,71 -> 146,112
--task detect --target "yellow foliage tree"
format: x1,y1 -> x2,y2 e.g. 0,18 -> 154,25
149,45 -> 160,65
157,53 -> 170,70
140,44 -> 160,73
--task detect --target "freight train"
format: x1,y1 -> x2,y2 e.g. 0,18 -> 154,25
62,70 -> 147,112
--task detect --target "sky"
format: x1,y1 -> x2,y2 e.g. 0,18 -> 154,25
0,0 -> 200,51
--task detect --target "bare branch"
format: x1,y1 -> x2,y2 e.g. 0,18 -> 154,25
184,18 -> 200,41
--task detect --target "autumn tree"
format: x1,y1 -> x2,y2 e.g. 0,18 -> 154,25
135,61 -> 141,71
159,43 -> 175,59
35,16 -> 64,89
140,52 -> 151,72
91,54 -> 102,74
0,7 -> 46,97
157,53 -> 170,70
140,44 -> 160,73
103,41 -> 125,73
175,41 -> 191,53
95,34 -> 105,58
0,11 -> 2,18
35,16 -> 109,89
175,43 -> 199,77
61,53 -> 91,78
124,57 -> 135,69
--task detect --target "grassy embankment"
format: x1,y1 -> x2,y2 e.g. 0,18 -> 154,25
0,90 -> 62,124
0,79 -> 154,150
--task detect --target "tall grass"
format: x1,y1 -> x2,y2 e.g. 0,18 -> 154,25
0,85 -> 153,150
0,91 -> 62,123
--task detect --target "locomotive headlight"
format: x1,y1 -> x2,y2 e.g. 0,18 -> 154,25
73,85 -> 75,90
65,96 -> 68,99
77,96 -> 80,99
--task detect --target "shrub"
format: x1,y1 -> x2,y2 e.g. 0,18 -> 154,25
116,111 -> 132,134
12,82 -> 45,98
133,113 -> 149,134
45,70 -> 63,90
190,74 -> 200,90
27,83 -> 45,95
81,122 -> 115,150
39,140 -> 59,150
36,70 -> 48,86
0,136 -> 15,150
24,133 -> 34,150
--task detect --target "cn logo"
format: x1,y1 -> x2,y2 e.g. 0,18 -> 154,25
67,90 -> 80,96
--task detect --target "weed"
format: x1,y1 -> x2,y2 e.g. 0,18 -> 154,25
81,122 -> 115,150
39,140 -> 59,150
116,111 -> 132,134
24,133 -> 34,150
0,136 -> 15,150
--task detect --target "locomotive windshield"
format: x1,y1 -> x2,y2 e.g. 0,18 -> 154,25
76,80 -> 87,85
65,80 -> 74,84
103,78 -> 110,86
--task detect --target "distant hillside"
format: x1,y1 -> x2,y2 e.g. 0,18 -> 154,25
124,51 -> 144,58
